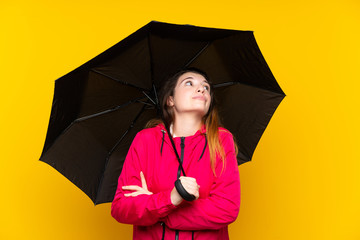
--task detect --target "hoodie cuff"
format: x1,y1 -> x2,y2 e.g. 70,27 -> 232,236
153,189 -> 178,219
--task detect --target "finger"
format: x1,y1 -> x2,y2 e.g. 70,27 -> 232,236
180,177 -> 197,186
140,171 -> 148,190
124,191 -> 141,197
180,178 -> 198,190
184,186 -> 198,196
179,179 -> 200,197
124,190 -> 153,197
122,185 -> 142,191
179,176 -> 196,182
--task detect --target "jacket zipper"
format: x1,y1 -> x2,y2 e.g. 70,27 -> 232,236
175,137 -> 185,240
175,137 -> 194,240
177,137 -> 185,178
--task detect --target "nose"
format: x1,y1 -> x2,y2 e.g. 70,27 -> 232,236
197,85 -> 205,93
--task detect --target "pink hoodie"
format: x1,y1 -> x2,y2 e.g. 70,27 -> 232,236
111,124 -> 240,239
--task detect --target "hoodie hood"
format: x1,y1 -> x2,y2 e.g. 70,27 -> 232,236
155,123 -> 207,162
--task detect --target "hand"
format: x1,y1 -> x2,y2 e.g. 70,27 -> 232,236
171,176 -> 200,206
122,171 -> 153,197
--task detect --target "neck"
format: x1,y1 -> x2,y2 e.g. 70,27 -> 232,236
172,113 -> 203,137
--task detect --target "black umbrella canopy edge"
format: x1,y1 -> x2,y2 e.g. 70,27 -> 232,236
237,32 -> 286,163
234,91 -> 285,165
250,32 -> 285,96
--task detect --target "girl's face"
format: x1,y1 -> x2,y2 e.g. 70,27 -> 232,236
167,72 -> 211,118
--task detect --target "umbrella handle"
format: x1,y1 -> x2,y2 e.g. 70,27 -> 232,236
174,179 -> 196,201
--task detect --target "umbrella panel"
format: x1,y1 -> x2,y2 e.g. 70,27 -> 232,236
41,101 -> 157,204
92,37 -> 152,91
214,83 -> 284,164
78,70 -> 147,118
95,108 -> 157,204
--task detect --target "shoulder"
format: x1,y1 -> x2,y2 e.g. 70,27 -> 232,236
217,127 -> 236,149
134,124 -> 163,141
218,127 -> 234,140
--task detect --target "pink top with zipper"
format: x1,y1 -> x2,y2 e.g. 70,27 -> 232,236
111,124 -> 240,239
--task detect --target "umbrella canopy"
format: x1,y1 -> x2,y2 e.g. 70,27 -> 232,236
40,21 -> 285,205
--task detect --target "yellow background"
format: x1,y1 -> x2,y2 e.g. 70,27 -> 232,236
1,0 -> 359,239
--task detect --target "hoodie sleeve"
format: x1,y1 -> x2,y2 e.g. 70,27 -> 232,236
111,131 -> 177,226
163,131 -> 240,230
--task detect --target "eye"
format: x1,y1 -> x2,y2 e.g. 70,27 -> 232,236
185,81 -> 192,86
204,85 -> 210,91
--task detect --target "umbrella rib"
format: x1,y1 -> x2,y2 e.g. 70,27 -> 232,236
152,84 -> 159,106
90,69 -> 148,92
184,42 -> 210,67
147,31 -> 155,87
137,100 -> 154,107
95,103 -> 148,204
142,90 -> 156,105
213,82 -> 237,88
109,103 -> 146,155
74,96 -> 147,122
214,81 -> 286,96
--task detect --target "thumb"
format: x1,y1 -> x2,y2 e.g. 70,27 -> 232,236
140,171 -> 148,190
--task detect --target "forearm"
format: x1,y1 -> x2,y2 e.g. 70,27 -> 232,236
111,189 -> 177,226
164,187 -> 240,230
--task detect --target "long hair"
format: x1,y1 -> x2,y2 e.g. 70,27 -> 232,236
147,68 -> 235,175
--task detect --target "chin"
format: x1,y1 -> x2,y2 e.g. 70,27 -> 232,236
195,109 -> 209,118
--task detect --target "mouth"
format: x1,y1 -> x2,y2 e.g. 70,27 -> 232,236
192,96 -> 206,101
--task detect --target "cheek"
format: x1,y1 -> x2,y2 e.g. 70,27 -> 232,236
175,90 -> 189,103
206,93 -> 212,104
206,103 -> 211,112
206,96 -> 212,110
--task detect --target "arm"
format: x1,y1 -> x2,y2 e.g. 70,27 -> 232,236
163,132 -> 241,230
111,132 -> 177,226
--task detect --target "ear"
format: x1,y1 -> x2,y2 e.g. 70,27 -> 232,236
167,96 -> 174,107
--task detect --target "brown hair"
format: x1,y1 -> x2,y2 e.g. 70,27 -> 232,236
146,68 -> 235,175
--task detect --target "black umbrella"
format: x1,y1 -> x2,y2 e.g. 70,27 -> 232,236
40,21 -> 285,205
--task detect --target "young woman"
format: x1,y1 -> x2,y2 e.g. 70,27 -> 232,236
111,68 -> 240,239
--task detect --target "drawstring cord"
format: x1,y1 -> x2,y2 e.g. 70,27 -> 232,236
161,130 -> 207,161
161,129 -> 165,155
198,134 -> 207,161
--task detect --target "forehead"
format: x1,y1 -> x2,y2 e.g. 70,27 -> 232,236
177,72 -> 208,83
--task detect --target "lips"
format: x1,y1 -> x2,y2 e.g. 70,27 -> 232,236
192,95 -> 206,101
